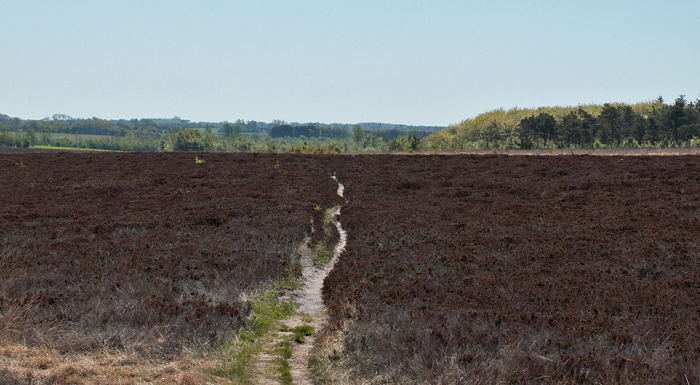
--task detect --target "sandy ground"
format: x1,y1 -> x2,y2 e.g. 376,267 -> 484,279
286,207 -> 346,384
253,178 -> 347,385
285,179 -> 346,385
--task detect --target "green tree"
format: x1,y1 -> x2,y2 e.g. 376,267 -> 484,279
222,123 -> 242,139
172,129 -> 210,151
518,116 -> 538,146
482,121 -> 502,144
71,118 -> 116,135
40,128 -> 52,145
245,120 -> 260,132
352,125 -> 366,144
536,113 -> 557,145
9,118 -> 22,131
388,133 -> 422,152
667,95 -> 690,143
618,105 -> 639,142
597,104 -> 621,145
560,108 -> 595,147
24,128 -> 37,147
403,133 -> 422,152
518,131 -> 535,149
644,116 -> 660,145
0,125 -> 11,146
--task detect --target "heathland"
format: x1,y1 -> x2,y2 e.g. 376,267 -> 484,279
322,155 -> 700,383
0,152 -> 342,383
1,151 -> 699,384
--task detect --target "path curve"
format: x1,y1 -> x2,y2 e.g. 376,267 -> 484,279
253,176 -> 346,384
286,176 -> 346,384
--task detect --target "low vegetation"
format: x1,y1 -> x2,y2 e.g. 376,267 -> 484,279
0,152 -> 342,383
3,151 -> 700,384
322,155 -> 700,384
310,208 -> 342,266
212,287 -> 297,384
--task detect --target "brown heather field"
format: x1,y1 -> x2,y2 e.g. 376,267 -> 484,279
2,149 -> 700,384
0,152 -> 342,384
322,155 -> 700,384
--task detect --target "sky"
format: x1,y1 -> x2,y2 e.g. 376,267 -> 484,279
1,0 -> 699,126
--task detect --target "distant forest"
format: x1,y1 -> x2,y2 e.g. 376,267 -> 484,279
2,95 -> 699,153
0,113 -> 441,152
0,114 -> 441,138
426,95 -> 700,150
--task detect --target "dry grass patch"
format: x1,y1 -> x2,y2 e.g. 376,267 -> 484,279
0,344 -> 221,385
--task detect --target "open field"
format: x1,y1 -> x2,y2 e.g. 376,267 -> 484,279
2,151 -> 700,384
0,146 -> 60,154
33,145 -> 117,152
323,155 -> 700,384
48,133 -> 118,141
0,152 -> 342,383
0,145 -> 116,154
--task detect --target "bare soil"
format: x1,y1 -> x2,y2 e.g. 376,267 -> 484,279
253,180 -> 347,385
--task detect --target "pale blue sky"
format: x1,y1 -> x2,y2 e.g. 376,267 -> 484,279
1,0 -> 698,126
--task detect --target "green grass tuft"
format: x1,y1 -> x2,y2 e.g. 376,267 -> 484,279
211,286 -> 297,383
291,325 -> 315,344
274,357 -> 293,385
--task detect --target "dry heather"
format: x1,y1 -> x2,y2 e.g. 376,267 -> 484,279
0,152 -> 343,383
322,155 -> 700,384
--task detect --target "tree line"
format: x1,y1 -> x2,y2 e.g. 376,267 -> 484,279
4,96 -> 700,153
425,95 -> 700,150
269,124 -> 350,139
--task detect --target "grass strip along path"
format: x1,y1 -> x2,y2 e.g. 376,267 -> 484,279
217,176 -> 347,385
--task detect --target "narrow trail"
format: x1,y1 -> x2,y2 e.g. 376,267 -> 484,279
252,176 -> 346,384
